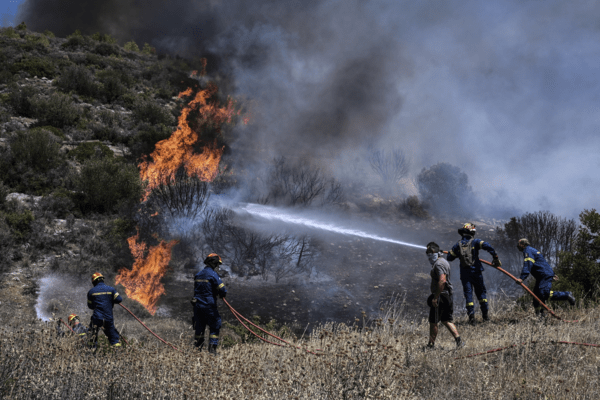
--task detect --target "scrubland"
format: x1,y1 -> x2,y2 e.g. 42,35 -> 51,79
1,298 -> 599,399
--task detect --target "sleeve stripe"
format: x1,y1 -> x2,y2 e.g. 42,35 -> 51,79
524,257 -> 535,263
449,250 -> 456,256
218,283 -> 225,289
113,292 -> 119,299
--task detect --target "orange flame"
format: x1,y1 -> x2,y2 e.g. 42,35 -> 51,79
139,83 -> 235,200
116,230 -> 178,315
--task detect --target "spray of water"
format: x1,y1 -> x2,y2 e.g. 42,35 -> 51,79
238,203 -> 426,250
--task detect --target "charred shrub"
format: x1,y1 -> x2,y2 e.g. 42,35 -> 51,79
260,157 -> 344,207
55,65 -> 99,98
73,158 -> 142,214
147,169 -> 210,219
399,195 -> 429,219
417,162 -> 476,216
369,148 -> 410,186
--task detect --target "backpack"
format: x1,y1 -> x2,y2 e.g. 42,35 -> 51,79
458,238 -> 475,267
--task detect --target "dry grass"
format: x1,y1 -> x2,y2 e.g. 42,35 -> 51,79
1,299 -> 600,399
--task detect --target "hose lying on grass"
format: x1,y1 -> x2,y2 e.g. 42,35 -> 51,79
454,340 -> 600,360
119,303 -> 181,352
224,298 -> 323,356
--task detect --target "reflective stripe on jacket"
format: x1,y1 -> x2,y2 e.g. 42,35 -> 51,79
194,267 -> 227,307
520,245 -> 554,281
87,282 -> 122,321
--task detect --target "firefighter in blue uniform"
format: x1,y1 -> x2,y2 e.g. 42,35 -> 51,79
515,238 -> 575,315
68,313 -> 89,338
87,272 -> 123,347
447,223 -> 501,324
193,253 -> 227,355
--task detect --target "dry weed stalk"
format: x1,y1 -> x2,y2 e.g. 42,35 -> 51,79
1,300 -> 599,399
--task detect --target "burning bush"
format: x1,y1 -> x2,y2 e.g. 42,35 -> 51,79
147,169 -> 210,219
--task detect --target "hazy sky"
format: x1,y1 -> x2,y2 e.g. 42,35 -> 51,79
9,0 -> 600,218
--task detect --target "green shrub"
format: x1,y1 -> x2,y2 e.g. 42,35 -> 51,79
555,209 -> 600,302
3,209 -> 34,241
68,141 -> 114,162
0,69 -> 14,84
43,30 -> 55,38
417,162 -> 476,217
123,40 -> 140,52
2,27 -> 20,39
74,158 -> 142,214
62,35 -> 87,50
10,129 -> 63,172
29,92 -> 81,128
8,84 -> 39,117
33,125 -> 65,140
25,34 -> 49,47
128,124 -> 172,159
10,57 -> 56,78
91,32 -> 117,44
94,43 -> 120,57
15,22 -> 27,31
132,100 -> 174,125
55,65 -> 99,97
141,43 -> 155,55
399,195 -> 429,219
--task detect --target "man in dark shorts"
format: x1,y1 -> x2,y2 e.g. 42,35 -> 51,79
426,242 -> 464,349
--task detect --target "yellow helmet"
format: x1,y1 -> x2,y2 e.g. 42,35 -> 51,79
91,272 -> 104,284
458,223 -> 476,237
68,313 -> 78,323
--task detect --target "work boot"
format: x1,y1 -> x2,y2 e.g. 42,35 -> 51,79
482,311 -> 490,322
422,343 -> 435,351
567,292 -> 576,306
208,344 -> 218,355
468,314 -> 476,326
455,337 -> 465,348
195,338 -> 205,351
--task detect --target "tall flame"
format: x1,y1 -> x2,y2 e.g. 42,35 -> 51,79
116,230 -> 178,315
139,83 -> 235,200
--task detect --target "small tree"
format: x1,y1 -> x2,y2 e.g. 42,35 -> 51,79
417,162 -> 475,216
555,209 -> 600,301
124,40 -> 140,52
369,148 -> 410,186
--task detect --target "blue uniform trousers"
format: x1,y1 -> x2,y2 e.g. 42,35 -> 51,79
533,275 -> 570,312
90,317 -> 121,346
460,270 -> 488,316
194,306 -> 222,346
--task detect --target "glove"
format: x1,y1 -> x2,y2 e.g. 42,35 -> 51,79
492,257 -> 501,267
190,298 -> 197,305
219,292 -> 226,299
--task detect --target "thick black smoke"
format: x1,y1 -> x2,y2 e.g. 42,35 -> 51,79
18,0 -> 600,216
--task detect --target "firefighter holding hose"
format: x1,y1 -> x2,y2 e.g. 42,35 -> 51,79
87,272 -> 123,347
425,242 -> 464,349
515,238 -> 575,316
446,223 -> 501,324
193,253 -> 227,355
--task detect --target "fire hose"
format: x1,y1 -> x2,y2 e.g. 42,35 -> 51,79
454,340 -> 600,360
442,251 -> 578,323
58,318 -> 75,334
119,303 -> 181,352
223,298 -> 323,356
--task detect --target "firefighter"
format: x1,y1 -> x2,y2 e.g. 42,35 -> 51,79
446,223 -> 501,324
193,253 -> 227,355
425,242 -> 464,349
87,272 -> 123,347
68,313 -> 89,338
515,238 -> 575,315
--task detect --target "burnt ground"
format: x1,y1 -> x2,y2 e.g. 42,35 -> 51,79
161,213 -> 509,334
1,207 -> 512,338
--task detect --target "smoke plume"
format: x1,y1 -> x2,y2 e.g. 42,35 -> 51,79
18,0 -> 600,217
